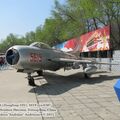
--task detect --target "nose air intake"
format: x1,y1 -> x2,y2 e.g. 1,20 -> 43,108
6,49 -> 19,65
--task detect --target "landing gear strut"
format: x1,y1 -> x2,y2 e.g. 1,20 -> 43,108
84,73 -> 90,78
27,73 -> 36,86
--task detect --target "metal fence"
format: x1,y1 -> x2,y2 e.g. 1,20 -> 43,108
96,50 -> 120,71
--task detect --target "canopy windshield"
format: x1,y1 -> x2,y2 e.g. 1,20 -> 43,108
30,42 -> 51,49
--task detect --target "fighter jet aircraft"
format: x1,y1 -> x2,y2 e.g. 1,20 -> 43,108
5,42 -> 115,86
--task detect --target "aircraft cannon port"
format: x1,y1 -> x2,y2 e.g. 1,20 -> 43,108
6,49 -> 20,65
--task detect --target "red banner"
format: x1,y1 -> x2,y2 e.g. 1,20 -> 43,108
53,26 -> 110,53
80,26 -> 110,52
64,38 -> 80,52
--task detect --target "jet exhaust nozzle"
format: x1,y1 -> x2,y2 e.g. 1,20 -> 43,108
6,49 -> 20,65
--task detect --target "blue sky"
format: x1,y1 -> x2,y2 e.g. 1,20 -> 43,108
0,0 -> 65,40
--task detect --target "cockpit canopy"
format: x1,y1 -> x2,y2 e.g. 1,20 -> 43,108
30,42 -> 52,49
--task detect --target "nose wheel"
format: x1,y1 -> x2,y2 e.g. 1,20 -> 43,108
37,70 -> 43,76
27,73 -> 36,86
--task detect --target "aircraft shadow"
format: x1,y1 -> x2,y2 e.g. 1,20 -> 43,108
29,71 -> 120,95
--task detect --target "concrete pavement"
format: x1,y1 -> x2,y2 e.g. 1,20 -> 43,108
0,68 -> 120,120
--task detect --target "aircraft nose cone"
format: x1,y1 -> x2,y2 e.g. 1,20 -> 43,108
6,48 -> 19,65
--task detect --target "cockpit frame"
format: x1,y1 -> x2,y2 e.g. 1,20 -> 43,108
30,42 -> 52,49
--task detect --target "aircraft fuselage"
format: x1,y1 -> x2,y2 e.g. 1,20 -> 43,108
6,45 -> 76,73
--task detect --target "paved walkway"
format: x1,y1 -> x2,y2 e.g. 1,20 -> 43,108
0,69 -> 120,120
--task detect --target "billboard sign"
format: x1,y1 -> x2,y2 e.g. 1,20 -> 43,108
53,26 -> 110,53
53,38 -> 80,52
80,26 -> 110,52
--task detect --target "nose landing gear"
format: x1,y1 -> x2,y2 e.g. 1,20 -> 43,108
27,70 -> 43,86
27,73 -> 36,86
37,70 -> 43,76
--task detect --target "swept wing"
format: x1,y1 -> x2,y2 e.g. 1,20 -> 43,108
51,58 -> 118,65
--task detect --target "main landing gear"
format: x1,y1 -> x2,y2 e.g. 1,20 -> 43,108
27,73 -> 36,86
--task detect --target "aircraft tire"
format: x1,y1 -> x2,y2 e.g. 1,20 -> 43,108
37,70 -> 43,76
28,77 -> 36,86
